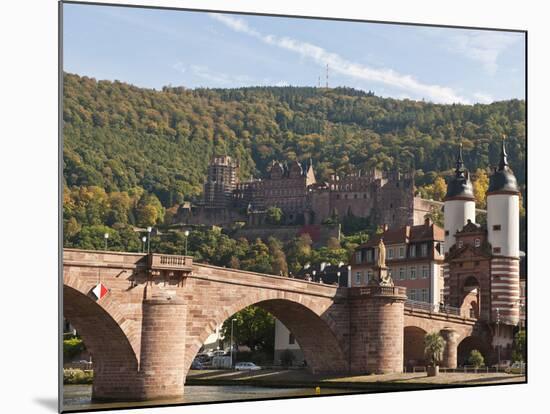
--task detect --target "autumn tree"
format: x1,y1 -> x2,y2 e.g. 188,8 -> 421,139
472,168 -> 489,209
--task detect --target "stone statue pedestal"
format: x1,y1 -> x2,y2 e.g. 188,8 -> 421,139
368,265 -> 394,287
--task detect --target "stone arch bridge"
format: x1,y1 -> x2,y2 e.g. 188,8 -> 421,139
63,249 -> 489,401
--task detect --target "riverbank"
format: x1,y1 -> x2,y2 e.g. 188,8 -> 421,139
186,369 -> 526,391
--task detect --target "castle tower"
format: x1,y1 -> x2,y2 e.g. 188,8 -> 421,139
487,137 -> 521,325
443,143 -> 476,254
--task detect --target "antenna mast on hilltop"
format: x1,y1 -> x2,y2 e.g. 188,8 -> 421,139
326,63 -> 329,88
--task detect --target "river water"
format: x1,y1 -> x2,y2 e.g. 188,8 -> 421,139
63,384 -> 360,411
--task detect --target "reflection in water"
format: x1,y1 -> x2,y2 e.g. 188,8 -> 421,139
64,384 -> 359,411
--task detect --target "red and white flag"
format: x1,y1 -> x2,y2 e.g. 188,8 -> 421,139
92,283 -> 109,300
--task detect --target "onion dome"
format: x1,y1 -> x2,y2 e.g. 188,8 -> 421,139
444,143 -> 475,200
488,136 -> 520,194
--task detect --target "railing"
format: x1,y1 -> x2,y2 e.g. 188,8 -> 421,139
359,286 -> 407,297
405,300 -> 463,316
148,253 -> 193,271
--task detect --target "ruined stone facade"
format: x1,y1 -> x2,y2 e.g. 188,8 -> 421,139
178,156 -> 438,228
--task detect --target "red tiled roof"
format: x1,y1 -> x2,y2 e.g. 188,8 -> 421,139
358,223 -> 444,248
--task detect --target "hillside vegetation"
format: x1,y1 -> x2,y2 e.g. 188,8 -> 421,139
63,73 -> 525,208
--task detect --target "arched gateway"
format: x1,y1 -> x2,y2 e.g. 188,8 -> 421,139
63,249 -> 486,401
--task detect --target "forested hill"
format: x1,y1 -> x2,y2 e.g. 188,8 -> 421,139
63,72 -> 525,209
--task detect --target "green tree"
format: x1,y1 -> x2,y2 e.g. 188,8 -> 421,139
512,329 -> 526,363
221,306 -> 275,352
468,349 -> 485,368
266,206 -> 283,225
424,332 -> 445,367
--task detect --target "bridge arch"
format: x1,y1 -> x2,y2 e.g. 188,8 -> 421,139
403,326 -> 427,369
63,284 -> 139,400
184,288 -> 348,376
457,335 -> 491,367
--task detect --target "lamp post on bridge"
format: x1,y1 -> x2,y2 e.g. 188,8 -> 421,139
337,271 -> 341,287
141,236 -> 146,253
104,232 -> 109,251
184,230 -> 190,256
230,318 -> 237,368
147,226 -> 152,254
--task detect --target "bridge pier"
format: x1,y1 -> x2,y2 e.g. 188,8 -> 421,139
137,287 -> 187,400
350,286 -> 407,374
440,328 -> 459,369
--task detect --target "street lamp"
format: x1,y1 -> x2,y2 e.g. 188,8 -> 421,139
184,230 -> 190,256
147,226 -> 152,254
104,233 -> 109,251
141,236 -> 146,253
337,271 -> 341,287
230,318 -> 237,368
312,270 -> 317,282
347,265 -> 352,287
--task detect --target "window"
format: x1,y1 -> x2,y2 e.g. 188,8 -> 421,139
409,245 -> 416,257
493,247 -> 501,254
399,247 -> 405,258
336,194 -> 340,199
354,194 -> 358,199
289,333 -> 295,345
445,230 -> 450,236
399,267 -> 405,280
409,289 -> 417,301
493,224 -> 502,231
458,240 -> 463,248
421,288 -> 429,303
366,250 -> 373,263
421,243 -> 428,257
388,248 -> 394,259
474,238 -> 481,247
410,266 -> 416,280
366,270 -> 373,282
363,194 -> 367,199
355,271 -> 362,285
422,265 -> 429,279
355,251 -> 362,264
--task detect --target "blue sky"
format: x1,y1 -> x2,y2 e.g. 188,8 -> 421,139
63,3 -> 525,104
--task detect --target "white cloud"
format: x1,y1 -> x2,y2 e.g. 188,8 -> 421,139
209,13 -> 469,104
450,31 -> 519,75
173,62 -> 260,86
472,92 -> 494,104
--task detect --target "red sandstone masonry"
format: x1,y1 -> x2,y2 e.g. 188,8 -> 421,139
63,249 -> 488,401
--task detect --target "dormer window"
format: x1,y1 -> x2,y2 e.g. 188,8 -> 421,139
355,251 -> 362,264
366,250 -> 373,263
409,245 -> 416,257
458,241 -> 463,248
474,239 -> 481,247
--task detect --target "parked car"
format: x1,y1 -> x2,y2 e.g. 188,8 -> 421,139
234,362 -> 261,371
212,350 -> 226,357
191,359 -> 204,370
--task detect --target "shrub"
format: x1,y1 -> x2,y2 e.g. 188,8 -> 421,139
63,337 -> 86,360
468,349 -> 485,368
63,368 -> 94,384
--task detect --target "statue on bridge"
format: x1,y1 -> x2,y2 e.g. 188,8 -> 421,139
377,238 -> 386,268
370,238 -> 394,287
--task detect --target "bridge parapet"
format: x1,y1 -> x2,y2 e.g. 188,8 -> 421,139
351,285 -> 407,298
148,253 -> 193,271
